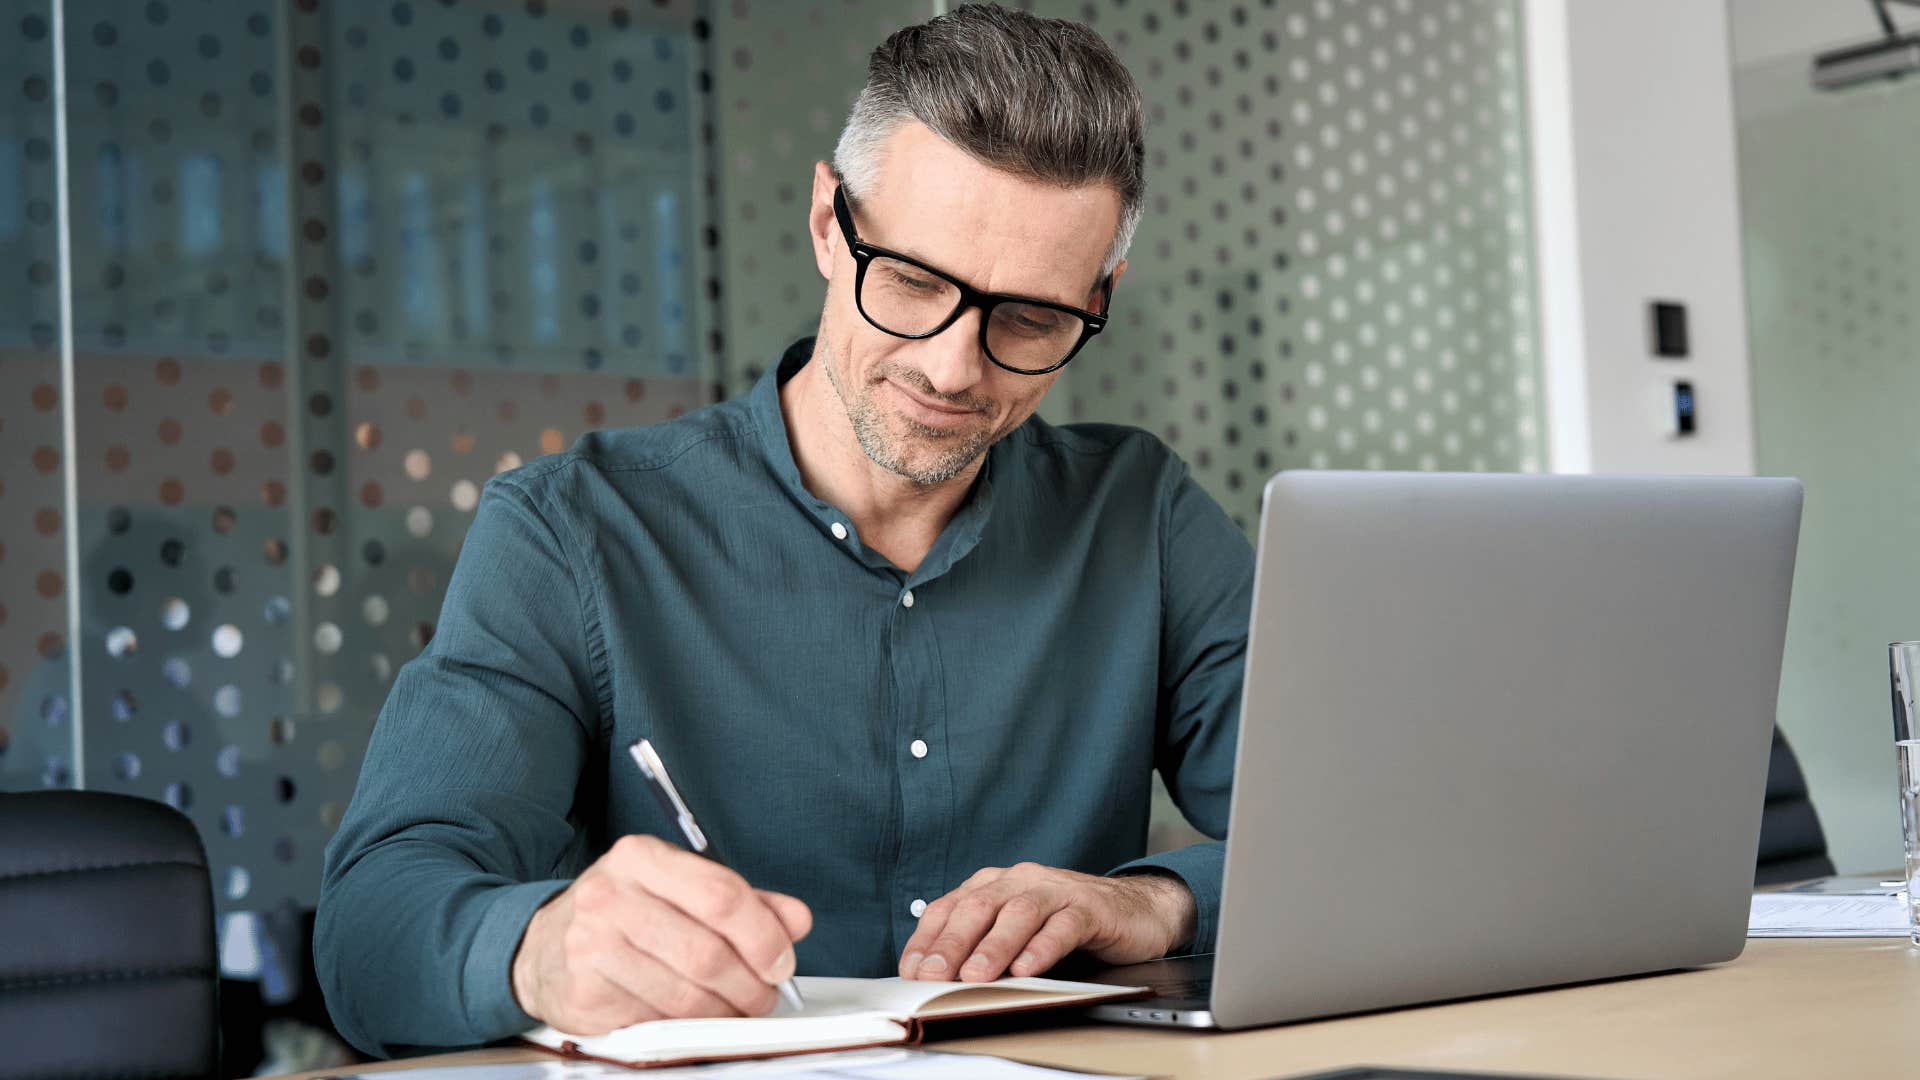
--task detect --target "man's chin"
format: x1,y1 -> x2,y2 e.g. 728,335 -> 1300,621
877,430 -> 990,486
898,419 -> 977,442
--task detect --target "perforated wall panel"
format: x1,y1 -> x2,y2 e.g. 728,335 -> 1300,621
4,0 -> 1544,907
1737,52 -> 1920,872
1036,0 -> 1543,534
0,2 -> 72,791
2,0 -> 717,920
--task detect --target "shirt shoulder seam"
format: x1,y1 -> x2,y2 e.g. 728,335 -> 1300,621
500,424 -> 756,483
593,426 -> 756,475
488,473 -> 615,737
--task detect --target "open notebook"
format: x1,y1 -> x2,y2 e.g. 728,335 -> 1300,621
522,975 -> 1150,1069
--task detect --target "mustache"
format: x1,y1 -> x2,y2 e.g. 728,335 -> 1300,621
871,362 -> 992,414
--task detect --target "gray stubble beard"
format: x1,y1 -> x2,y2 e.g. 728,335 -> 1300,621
818,326 -> 996,488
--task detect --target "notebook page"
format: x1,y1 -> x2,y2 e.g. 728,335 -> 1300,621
522,975 -> 1142,1063
523,1012 -> 905,1065
902,977 -> 1145,1019
776,975 -> 1141,1019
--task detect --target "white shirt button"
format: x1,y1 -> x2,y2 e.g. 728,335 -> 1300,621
910,898 -> 927,918
910,739 -> 928,759
901,590 -> 915,609
830,522 -> 848,540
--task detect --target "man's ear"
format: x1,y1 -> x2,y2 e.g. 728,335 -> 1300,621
808,160 -> 840,282
1095,258 -> 1129,312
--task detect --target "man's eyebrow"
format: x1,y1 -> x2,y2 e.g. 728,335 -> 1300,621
851,203 -> 1099,310
882,242 -> 1096,310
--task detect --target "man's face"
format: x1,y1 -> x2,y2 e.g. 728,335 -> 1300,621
808,122 -> 1129,487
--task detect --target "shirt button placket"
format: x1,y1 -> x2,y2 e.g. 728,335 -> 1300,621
890,580 -> 940,951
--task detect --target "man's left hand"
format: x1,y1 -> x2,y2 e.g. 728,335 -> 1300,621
898,863 -> 1196,981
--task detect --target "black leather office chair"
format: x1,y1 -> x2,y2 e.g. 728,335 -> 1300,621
0,791 -> 219,1078
1755,728 -> 1836,886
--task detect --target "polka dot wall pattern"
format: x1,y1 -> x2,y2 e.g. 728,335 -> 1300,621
56,0 -> 308,906
6,0 -> 1548,905
1741,64 -> 1920,678
265,0 -> 715,916
337,363 -> 707,790
0,359 -> 76,791
323,0 -> 704,377
703,0 -> 1544,532
707,0 -> 935,395
4,2 -> 64,352
1033,0 -> 1544,534
1,1 -> 77,792
4,0 -> 723,919
61,0 -> 287,360
1736,58 -> 1920,869
65,354 -> 318,904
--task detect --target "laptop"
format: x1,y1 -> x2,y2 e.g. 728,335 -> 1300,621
1083,471 -> 1803,1029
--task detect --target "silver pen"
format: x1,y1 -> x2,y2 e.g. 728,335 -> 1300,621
628,739 -> 806,1012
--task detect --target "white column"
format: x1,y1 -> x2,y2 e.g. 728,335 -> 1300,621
1523,0 -> 1758,476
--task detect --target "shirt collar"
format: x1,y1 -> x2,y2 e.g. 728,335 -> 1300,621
748,337 -> 1001,585
748,336 -> 818,497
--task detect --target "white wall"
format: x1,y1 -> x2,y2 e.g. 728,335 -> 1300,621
1530,0 -> 1918,871
1729,0 -> 1890,67
1525,0 -> 1757,476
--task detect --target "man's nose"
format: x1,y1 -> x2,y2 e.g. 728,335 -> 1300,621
917,305 -> 989,400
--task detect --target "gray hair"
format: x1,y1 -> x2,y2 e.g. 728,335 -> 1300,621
832,2 -> 1146,281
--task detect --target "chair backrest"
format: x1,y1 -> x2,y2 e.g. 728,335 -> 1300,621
0,791 -> 219,1078
1755,728 -> 1837,886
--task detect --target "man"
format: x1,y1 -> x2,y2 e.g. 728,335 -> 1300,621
317,3 -> 1252,1057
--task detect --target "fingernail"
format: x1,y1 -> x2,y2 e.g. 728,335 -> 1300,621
772,949 -> 797,982
961,954 -> 990,979
902,951 -> 923,978
918,954 -> 948,975
1013,951 -> 1036,974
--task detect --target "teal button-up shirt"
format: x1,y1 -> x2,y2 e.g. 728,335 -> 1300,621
316,339 -> 1254,1057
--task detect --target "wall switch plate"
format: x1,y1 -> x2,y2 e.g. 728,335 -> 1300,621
1651,300 -> 1689,358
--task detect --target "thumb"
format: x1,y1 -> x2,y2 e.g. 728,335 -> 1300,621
756,889 -> 814,943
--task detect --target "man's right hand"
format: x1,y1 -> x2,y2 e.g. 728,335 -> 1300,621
510,834 -> 812,1034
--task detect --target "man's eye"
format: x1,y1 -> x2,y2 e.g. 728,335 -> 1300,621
886,268 -> 938,292
1006,307 -> 1066,333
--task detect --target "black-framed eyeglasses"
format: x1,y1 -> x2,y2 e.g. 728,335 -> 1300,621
833,185 -> 1111,376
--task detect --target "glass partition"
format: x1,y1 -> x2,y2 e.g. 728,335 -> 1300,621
1733,33 -> 1920,870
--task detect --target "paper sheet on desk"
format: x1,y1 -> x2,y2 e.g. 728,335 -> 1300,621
323,1048 -> 1144,1079
1748,892 -> 1911,936
1776,874 -> 1904,895
668,1050 -> 1146,1078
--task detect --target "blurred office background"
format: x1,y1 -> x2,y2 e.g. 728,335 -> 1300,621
1728,0 -> 1920,885
0,0 -> 1905,1071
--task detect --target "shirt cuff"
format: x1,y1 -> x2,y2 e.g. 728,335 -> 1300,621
1106,841 -> 1225,956
461,878 -> 574,1041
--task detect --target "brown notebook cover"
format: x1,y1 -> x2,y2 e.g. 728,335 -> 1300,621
522,975 -> 1152,1070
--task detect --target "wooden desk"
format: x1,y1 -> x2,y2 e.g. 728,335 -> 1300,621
272,939 -> 1920,1079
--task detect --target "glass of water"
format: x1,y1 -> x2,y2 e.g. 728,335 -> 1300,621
1888,642 -> 1920,943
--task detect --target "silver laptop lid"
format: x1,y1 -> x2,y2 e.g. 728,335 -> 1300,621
1210,472 -> 1802,1030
